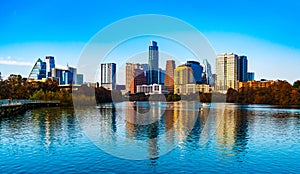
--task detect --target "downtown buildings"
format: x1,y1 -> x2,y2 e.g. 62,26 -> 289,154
100,63 -> 116,90
215,53 -> 255,93
28,56 -> 83,85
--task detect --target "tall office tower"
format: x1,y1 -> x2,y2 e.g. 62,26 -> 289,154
28,58 -> 47,80
216,53 -> 238,93
44,56 -> 55,77
164,60 -> 176,92
237,55 -> 248,82
126,63 -> 142,92
185,61 -> 203,84
148,41 -> 159,84
203,59 -> 213,85
247,72 -> 255,81
67,65 -> 77,84
100,63 -> 116,90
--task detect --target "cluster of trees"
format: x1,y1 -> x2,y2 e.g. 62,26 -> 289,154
226,80 -> 300,105
0,75 -> 72,105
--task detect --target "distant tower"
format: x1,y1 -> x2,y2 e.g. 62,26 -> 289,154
148,41 -> 159,84
164,60 -> 176,93
216,53 -> 238,93
100,63 -> 116,90
44,56 -> 55,77
28,58 -> 47,80
203,59 -> 213,85
237,56 -> 248,82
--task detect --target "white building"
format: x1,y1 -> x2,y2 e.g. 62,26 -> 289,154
136,84 -> 168,95
216,53 -> 238,93
100,63 -> 116,90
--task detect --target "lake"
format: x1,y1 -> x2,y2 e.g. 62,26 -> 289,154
0,101 -> 300,173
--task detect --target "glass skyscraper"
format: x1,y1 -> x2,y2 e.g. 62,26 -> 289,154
148,41 -> 159,84
28,58 -> 46,80
237,56 -> 248,82
44,56 -> 55,77
186,61 -> 203,84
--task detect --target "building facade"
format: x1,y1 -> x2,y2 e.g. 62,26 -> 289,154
28,58 -> 47,80
148,41 -> 159,84
247,72 -> 255,81
44,56 -> 55,77
136,84 -> 168,95
237,55 -> 248,82
203,59 -> 213,85
186,61 -> 203,84
216,53 -> 238,93
100,63 -> 116,90
164,60 -> 176,93
130,69 -> 146,94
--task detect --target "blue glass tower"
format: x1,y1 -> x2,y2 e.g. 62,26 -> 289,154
148,41 -> 159,84
186,61 -> 203,84
238,56 -> 248,82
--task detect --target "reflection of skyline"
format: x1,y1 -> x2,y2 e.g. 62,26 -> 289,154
214,105 -> 249,157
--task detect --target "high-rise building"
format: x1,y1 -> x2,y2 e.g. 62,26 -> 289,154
186,61 -> 203,84
247,72 -> 255,81
148,41 -> 159,84
28,58 -> 47,80
130,69 -> 146,94
100,63 -> 116,90
67,65 -> 77,84
51,68 -> 73,85
203,59 -> 213,85
164,60 -> 176,93
76,74 -> 84,85
159,68 -> 165,85
216,53 -> 238,93
126,63 -> 142,92
44,56 -> 55,77
237,56 -> 248,82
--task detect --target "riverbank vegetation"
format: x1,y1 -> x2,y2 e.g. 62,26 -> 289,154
226,80 -> 300,105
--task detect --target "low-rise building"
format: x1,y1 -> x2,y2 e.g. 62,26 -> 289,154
136,84 -> 168,95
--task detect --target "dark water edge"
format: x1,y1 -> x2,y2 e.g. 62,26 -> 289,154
0,102 -> 299,173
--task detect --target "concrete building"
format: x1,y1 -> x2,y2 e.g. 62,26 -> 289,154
238,80 -> 274,89
216,53 -> 238,93
100,63 -> 116,90
175,84 -> 214,95
76,74 -> 84,85
164,60 -> 176,93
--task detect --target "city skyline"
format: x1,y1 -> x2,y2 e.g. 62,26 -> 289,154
0,1 -> 300,83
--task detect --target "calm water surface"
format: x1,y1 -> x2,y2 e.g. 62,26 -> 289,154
0,102 -> 300,173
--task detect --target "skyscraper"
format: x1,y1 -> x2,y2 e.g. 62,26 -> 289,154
216,53 -> 238,93
44,56 -> 55,77
237,56 -> 248,82
130,69 -> 146,94
203,59 -> 213,85
185,61 -> 203,84
28,58 -> 47,80
100,63 -> 116,90
148,41 -> 159,84
164,60 -> 176,93
126,63 -> 143,92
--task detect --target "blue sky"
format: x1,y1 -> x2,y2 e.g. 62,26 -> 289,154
0,0 -> 300,83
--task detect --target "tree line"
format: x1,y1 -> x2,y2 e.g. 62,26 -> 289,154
226,80 -> 300,105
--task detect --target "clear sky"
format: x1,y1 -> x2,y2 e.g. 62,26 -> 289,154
0,0 -> 299,84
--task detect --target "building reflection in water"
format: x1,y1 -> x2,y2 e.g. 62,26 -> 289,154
214,104 -> 249,158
